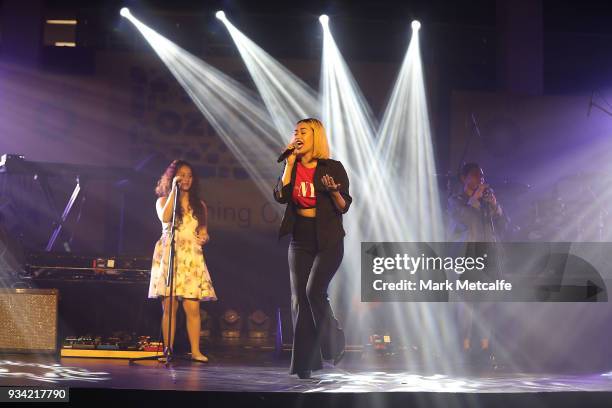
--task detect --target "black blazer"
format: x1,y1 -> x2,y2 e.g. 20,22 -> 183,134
273,158 -> 352,250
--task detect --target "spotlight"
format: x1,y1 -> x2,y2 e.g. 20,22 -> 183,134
215,10 -> 226,20
247,310 -> 271,339
319,14 -> 329,25
220,309 -> 242,339
119,7 -> 130,18
411,20 -> 421,31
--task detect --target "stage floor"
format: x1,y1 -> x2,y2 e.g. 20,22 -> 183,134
2,353 -> 612,393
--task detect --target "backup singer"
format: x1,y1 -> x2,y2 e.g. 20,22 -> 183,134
148,160 -> 217,362
448,163 -> 507,243
273,118 -> 352,379
448,162 -> 509,369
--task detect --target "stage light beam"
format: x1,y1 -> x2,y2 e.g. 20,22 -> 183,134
218,14 -> 319,137
376,19 -> 442,241
121,10 -> 284,206
320,16 -> 424,359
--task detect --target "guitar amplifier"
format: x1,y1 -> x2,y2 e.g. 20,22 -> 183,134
0,288 -> 58,353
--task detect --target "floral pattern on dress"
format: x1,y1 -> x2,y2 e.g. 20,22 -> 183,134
148,210 -> 217,301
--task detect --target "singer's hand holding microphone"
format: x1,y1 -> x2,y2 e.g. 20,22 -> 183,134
172,176 -> 183,189
482,187 -> 497,207
278,140 -> 298,164
473,183 -> 496,206
473,183 -> 500,215
468,183 -> 494,208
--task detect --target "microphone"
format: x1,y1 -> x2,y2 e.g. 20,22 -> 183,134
481,184 -> 498,215
277,145 -> 295,163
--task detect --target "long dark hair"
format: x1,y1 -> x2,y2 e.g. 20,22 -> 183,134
155,160 -> 207,228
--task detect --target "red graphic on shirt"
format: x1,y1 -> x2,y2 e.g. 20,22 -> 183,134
292,162 -> 317,208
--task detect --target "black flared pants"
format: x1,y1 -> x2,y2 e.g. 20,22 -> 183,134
287,215 -> 345,374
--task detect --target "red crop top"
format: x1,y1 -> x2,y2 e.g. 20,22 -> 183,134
292,162 -> 317,209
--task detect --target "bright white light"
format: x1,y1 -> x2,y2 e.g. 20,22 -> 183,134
0,360 -> 109,383
377,18 -> 443,241
122,12 -> 284,206
215,10 -> 226,20
321,20 -> 404,241
319,14 -> 329,25
119,7 -> 130,18
321,14 -> 453,377
321,16 -> 416,354
411,20 -> 421,30
218,14 -> 318,136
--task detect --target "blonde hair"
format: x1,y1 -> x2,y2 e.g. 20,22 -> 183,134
297,118 -> 330,159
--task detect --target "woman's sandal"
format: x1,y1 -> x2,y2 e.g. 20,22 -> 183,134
191,353 -> 209,363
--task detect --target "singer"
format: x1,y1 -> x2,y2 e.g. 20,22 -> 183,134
448,162 -> 507,242
448,162 -> 509,370
148,159 -> 217,363
273,118 -> 352,379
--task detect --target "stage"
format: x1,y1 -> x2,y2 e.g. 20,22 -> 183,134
2,353 -> 612,406
5,0 -> 612,407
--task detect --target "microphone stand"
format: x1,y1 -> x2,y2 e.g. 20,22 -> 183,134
130,182 -> 181,367
452,113 -> 481,196
482,192 -> 507,295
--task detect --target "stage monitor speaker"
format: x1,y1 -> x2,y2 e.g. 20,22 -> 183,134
0,288 -> 58,354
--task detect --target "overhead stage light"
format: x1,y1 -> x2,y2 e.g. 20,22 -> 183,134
319,14 -> 329,26
119,7 -> 130,18
411,20 -> 421,31
215,10 -> 226,21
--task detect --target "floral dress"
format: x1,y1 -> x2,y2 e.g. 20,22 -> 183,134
148,209 -> 217,301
